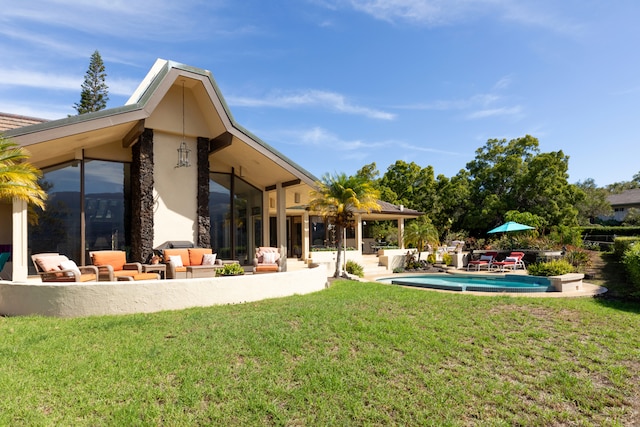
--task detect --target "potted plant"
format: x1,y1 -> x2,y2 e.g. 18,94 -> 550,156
216,263 -> 244,276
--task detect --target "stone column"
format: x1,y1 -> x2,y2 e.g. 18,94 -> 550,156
130,128 -> 154,263
197,137 -> 211,248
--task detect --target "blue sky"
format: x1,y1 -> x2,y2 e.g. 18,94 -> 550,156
1,0 -> 639,187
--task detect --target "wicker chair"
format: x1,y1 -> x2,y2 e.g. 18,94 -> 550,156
31,253 -> 99,282
89,251 -> 158,281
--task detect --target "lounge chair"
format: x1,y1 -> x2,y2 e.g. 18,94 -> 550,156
31,253 -> 99,282
491,252 -> 526,272
90,250 -> 159,281
253,247 -> 281,273
466,251 -> 497,271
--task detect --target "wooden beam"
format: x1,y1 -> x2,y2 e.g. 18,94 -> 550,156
209,132 -> 233,154
121,120 -> 145,148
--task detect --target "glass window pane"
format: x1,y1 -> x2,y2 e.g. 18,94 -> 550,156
84,160 -> 131,258
210,173 -> 231,259
28,161 -> 81,270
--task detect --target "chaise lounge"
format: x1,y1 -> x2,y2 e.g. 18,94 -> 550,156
491,251 -> 526,272
466,251 -> 498,271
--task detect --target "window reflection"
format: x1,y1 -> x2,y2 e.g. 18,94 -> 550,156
209,173 -> 262,264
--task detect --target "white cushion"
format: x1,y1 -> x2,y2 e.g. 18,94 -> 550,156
505,257 -> 518,262
202,253 -> 217,266
480,255 -> 493,261
59,259 -> 81,277
169,255 -> 183,267
263,252 -> 276,264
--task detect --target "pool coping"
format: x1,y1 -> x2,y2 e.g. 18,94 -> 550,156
366,270 -> 607,298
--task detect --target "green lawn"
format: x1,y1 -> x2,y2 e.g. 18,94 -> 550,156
1,280 -> 639,426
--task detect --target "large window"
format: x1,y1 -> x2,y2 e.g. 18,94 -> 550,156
28,159 -> 131,271
84,160 -> 131,256
209,173 -> 262,264
29,161 -> 82,263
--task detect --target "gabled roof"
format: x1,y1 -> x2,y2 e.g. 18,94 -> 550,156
608,188 -> 640,206
0,113 -> 47,132
4,59 -> 318,187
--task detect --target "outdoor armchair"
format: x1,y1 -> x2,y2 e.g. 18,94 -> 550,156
31,253 -> 99,282
253,247 -> 281,273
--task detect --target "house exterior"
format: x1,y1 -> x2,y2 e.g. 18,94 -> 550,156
1,59 -> 420,282
606,189 -> 640,222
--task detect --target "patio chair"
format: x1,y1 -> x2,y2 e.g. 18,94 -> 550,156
466,251 -> 497,271
0,252 -> 10,273
253,247 -> 281,273
90,250 -> 159,281
491,251 -> 526,272
31,253 -> 99,282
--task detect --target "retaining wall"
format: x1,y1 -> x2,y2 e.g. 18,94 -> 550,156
0,265 -> 328,318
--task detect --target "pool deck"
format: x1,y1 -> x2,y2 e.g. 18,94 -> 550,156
366,267 -> 607,298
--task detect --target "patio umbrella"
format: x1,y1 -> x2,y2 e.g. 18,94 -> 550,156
487,221 -> 535,234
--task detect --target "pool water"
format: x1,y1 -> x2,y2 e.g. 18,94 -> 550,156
382,274 -> 553,293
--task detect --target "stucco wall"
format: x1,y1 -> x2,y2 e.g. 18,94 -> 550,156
0,265 -> 328,318
153,132 -> 198,247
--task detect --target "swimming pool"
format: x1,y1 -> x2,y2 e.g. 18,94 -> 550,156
381,274 -> 553,293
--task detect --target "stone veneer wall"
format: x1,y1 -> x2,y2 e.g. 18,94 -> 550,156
130,128 -> 154,263
197,137 -> 211,248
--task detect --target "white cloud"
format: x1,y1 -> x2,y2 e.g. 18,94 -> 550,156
0,68 -> 136,96
466,105 -> 522,119
320,0 -> 581,32
273,126 -> 459,156
228,89 -> 395,120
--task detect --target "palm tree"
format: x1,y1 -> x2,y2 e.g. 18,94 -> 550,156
404,216 -> 439,260
0,136 -> 47,215
309,173 -> 380,278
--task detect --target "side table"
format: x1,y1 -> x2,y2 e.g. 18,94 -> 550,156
142,263 -> 166,279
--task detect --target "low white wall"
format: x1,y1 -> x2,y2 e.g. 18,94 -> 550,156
0,265 -> 328,318
307,250 -> 361,273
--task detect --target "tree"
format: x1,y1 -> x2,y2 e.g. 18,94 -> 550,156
73,50 -> 109,114
606,171 -> 640,193
379,160 -> 437,214
0,136 -> 47,221
403,216 -> 439,260
355,162 -> 380,182
309,173 -> 380,277
462,135 -> 581,235
575,178 -> 613,225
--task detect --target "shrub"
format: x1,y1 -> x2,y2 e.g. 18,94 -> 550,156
426,253 -> 436,264
613,236 -> 640,259
549,225 -> 583,247
622,243 -> 640,293
442,252 -> 452,266
392,267 -> 405,273
564,248 -> 591,272
527,259 -> 574,277
345,260 -> 364,278
216,263 -> 244,276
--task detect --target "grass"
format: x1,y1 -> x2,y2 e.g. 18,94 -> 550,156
1,280 -> 639,426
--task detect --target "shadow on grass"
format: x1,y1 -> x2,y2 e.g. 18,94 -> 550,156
593,252 -> 640,313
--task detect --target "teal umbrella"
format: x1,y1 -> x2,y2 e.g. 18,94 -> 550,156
487,221 -> 535,234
